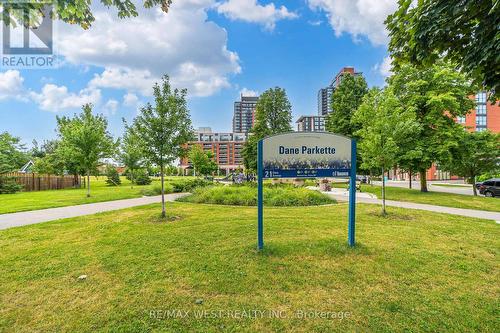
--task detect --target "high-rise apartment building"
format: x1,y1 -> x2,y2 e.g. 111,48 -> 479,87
317,67 -> 361,116
317,87 -> 334,116
232,95 -> 259,133
296,115 -> 325,132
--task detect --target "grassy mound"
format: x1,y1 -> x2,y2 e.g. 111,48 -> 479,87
178,184 -> 335,206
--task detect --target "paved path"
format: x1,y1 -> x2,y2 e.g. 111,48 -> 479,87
327,194 -> 500,221
0,193 -> 188,231
373,180 -> 475,196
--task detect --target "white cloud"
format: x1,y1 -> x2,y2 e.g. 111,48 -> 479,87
307,0 -> 397,46
240,88 -> 258,97
373,56 -> 392,77
123,92 -> 139,107
104,99 -> 119,115
216,0 -> 298,30
30,84 -> 101,112
89,68 -> 156,96
57,1 -> 241,97
0,70 -> 24,100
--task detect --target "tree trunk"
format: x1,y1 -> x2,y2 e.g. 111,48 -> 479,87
419,170 -> 428,192
160,164 -> 166,218
472,176 -> 478,196
382,167 -> 386,215
408,169 -> 412,189
86,172 -> 91,197
130,170 -> 134,189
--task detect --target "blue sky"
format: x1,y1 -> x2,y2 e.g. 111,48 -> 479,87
0,0 -> 396,146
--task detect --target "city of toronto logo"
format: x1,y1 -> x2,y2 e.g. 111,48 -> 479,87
2,1 -> 56,68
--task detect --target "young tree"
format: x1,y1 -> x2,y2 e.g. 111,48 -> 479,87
386,0 -> 499,100
133,75 -> 193,218
119,121 -> 144,188
326,73 -> 368,137
1,1 -> 172,29
388,61 -> 475,192
441,130 -> 500,196
242,87 -> 292,172
354,88 -> 419,214
56,104 -> 117,197
188,145 -> 217,177
105,166 -> 122,186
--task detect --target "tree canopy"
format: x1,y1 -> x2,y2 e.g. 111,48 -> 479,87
242,87 -> 292,172
188,145 -> 217,177
386,0 -> 500,100
388,61 -> 475,191
0,132 -> 28,174
325,73 -> 368,137
354,87 -> 419,213
132,75 -> 193,217
0,0 -> 172,29
440,130 -> 500,195
56,104 -> 117,197
119,121 -> 144,187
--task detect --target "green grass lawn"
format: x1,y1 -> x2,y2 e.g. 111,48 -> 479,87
0,202 -> 497,332
333,183 -> 500,212
431,183 -> 472,188
0,176 -> 195,215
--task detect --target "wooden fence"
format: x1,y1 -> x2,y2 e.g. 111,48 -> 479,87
4,173 -> 81,192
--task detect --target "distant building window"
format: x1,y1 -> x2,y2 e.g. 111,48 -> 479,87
475,92 -> 487,104
476,104 -> 486,115
457,116 -> 465,124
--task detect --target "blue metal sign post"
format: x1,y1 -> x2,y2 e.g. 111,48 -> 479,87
348,139 -> 357,247
257,140 -> 264,250
257,132 -> 356,250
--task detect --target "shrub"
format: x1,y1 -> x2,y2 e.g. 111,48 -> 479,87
177,185 -> 335,206
105,166 -> 121,186
0,175 -> 23,194
141,183 -> 173,196
170,178 -> 212,193
135,169 -> 152,185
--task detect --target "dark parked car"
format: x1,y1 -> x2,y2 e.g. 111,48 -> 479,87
478,179 -> 500,197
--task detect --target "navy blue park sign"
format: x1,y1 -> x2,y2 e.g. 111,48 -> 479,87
256,132 -> 357,249
261,132 -> 352,179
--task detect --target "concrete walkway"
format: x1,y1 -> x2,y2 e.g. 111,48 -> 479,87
1,191 -> 498,231
326,194 -> 500,221
0,193 -> 188,230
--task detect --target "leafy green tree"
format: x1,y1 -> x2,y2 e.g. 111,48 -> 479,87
386,0 -> 499,100
388,61 -> 475,192
354,88 -> 419,214
31,140 -> 66,175
242,87 -> 292,172
56,104 -> 117,197
0,0 -> 172,29
188,145 -> 217,177
440,130 -> 500,196
132,75 -> 194,218
326,73 -> 368,137
105,166 -> 121,186
119,121 -> 144,187
0,132 -> 27,193
0,132 -> 28,171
